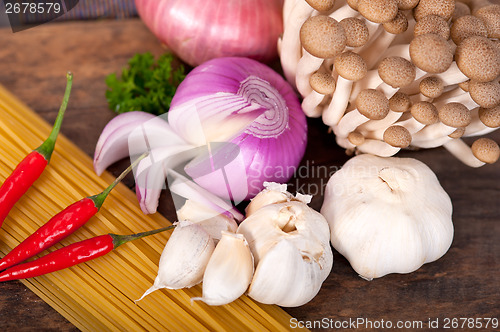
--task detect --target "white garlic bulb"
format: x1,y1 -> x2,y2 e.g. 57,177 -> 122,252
238,185 -> 333,307
138,220 -> 215,299
321,154 -> 454,280
193,232 -> 254,306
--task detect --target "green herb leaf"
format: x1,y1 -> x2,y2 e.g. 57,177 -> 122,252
105,52 -> 185,115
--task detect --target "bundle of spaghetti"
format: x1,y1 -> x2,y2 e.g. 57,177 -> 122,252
0,84 -> 304,332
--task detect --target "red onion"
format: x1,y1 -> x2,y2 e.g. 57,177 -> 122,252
134,0 -> 284,66
94,57 -> 306,215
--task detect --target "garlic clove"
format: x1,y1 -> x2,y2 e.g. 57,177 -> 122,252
176,199 -> 238,243
193,232 -> 254,306
248,238 -> 331,307
245,182 -> 292,216
138,220 -> 215,300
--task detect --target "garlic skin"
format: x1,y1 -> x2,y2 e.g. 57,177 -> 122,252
139,221 -> 215,299
238,198 -> 333,307
321,154 -> 453,280
193,232 -> 254,306
176,199 -> 238,243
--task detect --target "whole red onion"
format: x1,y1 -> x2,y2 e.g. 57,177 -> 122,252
135,0 -> 284,66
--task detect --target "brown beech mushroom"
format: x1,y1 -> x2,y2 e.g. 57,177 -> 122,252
339,17 -> 370,48
297,15 -> 347,95
383,125 -> 412,148
378,56 -> 416,88
473,4 -> 500,38
383,10 -> 409,34
420,76 -> 445,99
395,0 -> 420,10
409,34 -> 454,73
465,106 -> 500,136
414,15 -> 451,40
302,71 -> 336,117
334,89 -> 390,137
468,80 -> 500,109
452,2 -> 472,22
444,137 -> 500,167
455,36 -> 500,82
347,131 -> 366,146
448,127 -> 466,139
305,0 -> 336,12
357,0 -> 399,24
413,0 -> 456,21
450,15 -> 488,45
323,51 -> 367,126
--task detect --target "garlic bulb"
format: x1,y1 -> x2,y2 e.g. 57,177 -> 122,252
321,154 -> 454,280
238,184 -> 333,307
138,220 -> 215,299
193,232 -> 254,306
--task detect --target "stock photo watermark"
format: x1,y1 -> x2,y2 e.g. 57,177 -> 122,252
3,0 -> 78,32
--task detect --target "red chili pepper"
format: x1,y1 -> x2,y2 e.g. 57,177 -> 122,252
0,73 -> 73,227
0,154 -> 147,271
0,225 -> 174,282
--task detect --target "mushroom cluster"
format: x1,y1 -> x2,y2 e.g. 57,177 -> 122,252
279,0 -> 500,166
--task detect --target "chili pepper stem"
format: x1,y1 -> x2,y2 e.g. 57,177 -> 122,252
35,72 -> 73,161
111,225 -> 176,248
90,152 -> 149,209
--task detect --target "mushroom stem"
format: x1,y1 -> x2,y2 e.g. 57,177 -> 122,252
280,0 -> 315,86
442,138 -> 485,167
302,90 -> 327,117
296,50 -> 324,96
322,77 -> 354,126
357,110 -> 403,132
356,139 -> 401,157
328,3 -> 358,21
411,122 -> 456,142
333,110 -> 370,137
359,30 -> 397,70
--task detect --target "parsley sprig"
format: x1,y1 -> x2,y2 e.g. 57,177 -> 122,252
105,52 -> 185,115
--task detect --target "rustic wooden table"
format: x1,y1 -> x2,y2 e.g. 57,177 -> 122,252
0,19 -> 498,331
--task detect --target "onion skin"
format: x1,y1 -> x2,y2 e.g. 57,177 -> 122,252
135,0 -> 284,66
169,57 -> 307,200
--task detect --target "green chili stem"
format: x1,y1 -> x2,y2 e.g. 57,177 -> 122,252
36,72 -> 73,161
111,225 -> 176,248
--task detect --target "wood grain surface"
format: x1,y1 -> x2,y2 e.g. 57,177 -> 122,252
0,19 -> 499,331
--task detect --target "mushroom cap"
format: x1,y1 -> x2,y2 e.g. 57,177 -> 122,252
346,0 -> 359,10
356,89 -> 390,120
378,56 -> 416,88
300,15 -> 347,59
383,10 -> 409,34
305,0 -> 336,12
340,17 -> 370,48
411,101 -> 439,125
471,138 -> 500,164
309,72 -> 336,95
448,127 -> 466,138
414,15 -> 451,40
419,76 -> 445,98
358,0 -> 398,24
452,2 -> 471,22
438,102 -> 472,127
455,36 -> 500,82
459,80 -> 470,92
384,125 -> 412,148
413,0 -> 456,21
334,51 -> 367,81
474,4 -> 500,39
409,34 -> 454,73
395,0 -> 419,10
468,80 -> 500,108
450,15 -> 488,45
478,106 -> 500,128
348,132 -> 366,146
389,91 -> 412,112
